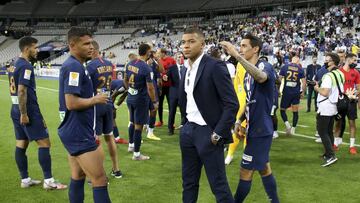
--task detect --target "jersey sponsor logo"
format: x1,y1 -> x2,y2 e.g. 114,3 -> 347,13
128,87 -> 138,95
242,153 -> 253,162
259,62 -> 265,71
24,69 -> 32,80
241,161 -> 250,165
69,72 -> 80,86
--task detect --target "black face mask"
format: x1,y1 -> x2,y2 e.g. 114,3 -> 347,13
324,62 -> 329,68
349,63 -> 357,69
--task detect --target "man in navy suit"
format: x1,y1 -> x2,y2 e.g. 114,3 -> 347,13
167,52 -> 185,135
305,55 -> 321,112
179,28 -> 239,203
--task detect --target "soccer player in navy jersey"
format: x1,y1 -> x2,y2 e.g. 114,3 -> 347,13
221,33 -> 280,203
145,51 -> 163,141
58,27 -> 111,203
7,36 -> 66,190
124,43 -> 158,161
279,54 -> 306,135
87,40 -> 122,178
111,78 -> 129,144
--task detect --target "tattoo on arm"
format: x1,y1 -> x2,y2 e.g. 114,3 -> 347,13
235,56 -> 267,83
18,85 -> 27,115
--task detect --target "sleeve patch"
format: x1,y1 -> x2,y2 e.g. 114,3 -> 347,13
259,62 -> 265,71
69,72 -> 80,86
24,69 -> 32,80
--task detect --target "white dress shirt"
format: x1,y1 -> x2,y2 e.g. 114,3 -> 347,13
184,53 -> 207,126
177,63 -> 182,80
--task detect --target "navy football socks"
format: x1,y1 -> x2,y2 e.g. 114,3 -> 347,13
69,178 -> 85,203
128,123 -> 134,144
234,179 -> 252,203
280,110 -> 288,122
15,147 -> 28,179
38,147 -> 52,179
262,174 -> 279,203
293,112 -> 299,127
93,186 -> 111,203
134,129 -> 142,152
149,115 -> 156,129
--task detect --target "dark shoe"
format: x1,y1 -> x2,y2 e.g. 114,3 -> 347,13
168,129 -> 174,135
321,156 -> 338,167
111,170 -> 123,179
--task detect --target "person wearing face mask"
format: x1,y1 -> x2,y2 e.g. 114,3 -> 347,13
333,53 -> 360,154
314,52 -> 344,167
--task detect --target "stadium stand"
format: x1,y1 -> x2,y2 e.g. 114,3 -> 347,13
125,19 -> 160,26
170,17 -> 204,24
0,36 -> 55,65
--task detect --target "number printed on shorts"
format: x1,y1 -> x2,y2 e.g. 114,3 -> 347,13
9,76 -> 16,94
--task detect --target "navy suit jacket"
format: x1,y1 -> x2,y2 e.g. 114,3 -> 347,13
167,64 -> 183,99
179,54 -> 239,144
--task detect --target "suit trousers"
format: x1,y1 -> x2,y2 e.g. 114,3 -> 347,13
168,97 -> 179,130
180,122 -> 234,203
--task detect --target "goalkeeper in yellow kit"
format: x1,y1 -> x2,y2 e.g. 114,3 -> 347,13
225,62 -> 247,165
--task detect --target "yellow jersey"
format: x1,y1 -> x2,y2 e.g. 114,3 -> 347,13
233,63 -> 247,128
352,44 -> 359,55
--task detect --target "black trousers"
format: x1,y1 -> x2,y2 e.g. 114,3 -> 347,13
158,86 -> 170,123
168,97 -> 179,130
307,85 -> 318,111
180,122 -> 234,203
317,114 -> 335,158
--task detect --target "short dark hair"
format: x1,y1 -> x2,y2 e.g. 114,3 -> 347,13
242,33 -> 263,55
138,43 -> 151,56
184,27 -> 205,39
326,52 -> 340,66
91,40 -> 100,51
209,48 -> 221,60
67,27 -> 92,43
346,53 -> 357,59
19,36 -> 38,51
160,48 -> 167,54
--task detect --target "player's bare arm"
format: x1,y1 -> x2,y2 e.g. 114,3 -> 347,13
65,93 -> 107,111
18,84 -> 29,125
220,41 -> 267,83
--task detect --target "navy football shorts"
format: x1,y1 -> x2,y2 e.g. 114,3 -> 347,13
58,128 -> 98,156
280,92 -> 300,109
127,102 -> 149,125
12,112 -> 48,141
241,135 -> 273,171
95,104 -> 113,135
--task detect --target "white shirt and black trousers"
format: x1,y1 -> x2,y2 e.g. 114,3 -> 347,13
317,70 -> 344,159
178,54 -> 239,203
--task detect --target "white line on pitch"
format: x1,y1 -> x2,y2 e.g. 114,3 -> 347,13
297,124 -> 309,128
278,131 -> 360,147
0,79 -> 59,92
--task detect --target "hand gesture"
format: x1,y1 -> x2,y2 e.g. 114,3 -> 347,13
219,41 -> 240,58
20,114 -> 29,125
93,93 -> 108,104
